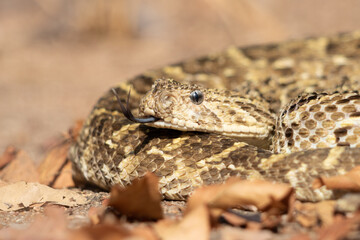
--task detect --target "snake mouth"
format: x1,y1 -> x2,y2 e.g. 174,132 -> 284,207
111,88 -> 158,123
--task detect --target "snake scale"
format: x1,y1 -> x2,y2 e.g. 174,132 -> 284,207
69,31 -> 360,202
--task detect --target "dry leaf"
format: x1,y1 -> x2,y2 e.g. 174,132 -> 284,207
187,179 -> 293,217
52,160 -> 75,188
38,120 -> 83,187
293,202 -> 318,228
0,181 -> 88,211
38,140 -> 71,187
293,201 -> 336,228
0,145 -> 17,169
155,205 -> 210,240
71,224 -> 133,240
317,211 -> 360,240
0,150 -> 38,183
290,233 -> 312,240
259,212 -> 282,230
88,206 -> 105,225
315,201 -> 335,226
313,166 -> 360,191
209,180 -> 293,211
71,224 -> 158,240
107,172 -> 163,220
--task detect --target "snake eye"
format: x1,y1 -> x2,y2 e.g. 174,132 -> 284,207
190,90 -> 204,105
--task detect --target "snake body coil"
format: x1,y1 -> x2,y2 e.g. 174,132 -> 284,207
69,31 -> 360,201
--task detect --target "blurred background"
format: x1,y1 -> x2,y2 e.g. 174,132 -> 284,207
1,0 -> 360,162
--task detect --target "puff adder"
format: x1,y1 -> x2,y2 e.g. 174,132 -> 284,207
69,31 -> 360,202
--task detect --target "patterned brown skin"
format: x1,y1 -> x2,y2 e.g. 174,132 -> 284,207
273,91 -> 360,153
69,31 -> 360,202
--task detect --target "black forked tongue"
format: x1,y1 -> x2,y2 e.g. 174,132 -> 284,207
111,88 -> 157,123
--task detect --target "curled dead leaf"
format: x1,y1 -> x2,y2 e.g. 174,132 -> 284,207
293,202 -> 318,228
155,205 -> 210,240
317,211 -> 360,240
38,139 -> 72,187
71,224 -> 158,240
0,150 -> 38,183
0,181 -> 88,211
293,201 -> 336,228
315,201 -> 336,226
313,166 -> 360,191
88,206 -> 107,225
38,120 -> 83,188
52,161 -> 75,189
187,179 -> 293,216
209,180 -> 292,211
108,172 -> 163,220
0,145 -> 18,169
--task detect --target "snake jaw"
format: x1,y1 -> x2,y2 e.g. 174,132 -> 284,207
111,88 -> 158,123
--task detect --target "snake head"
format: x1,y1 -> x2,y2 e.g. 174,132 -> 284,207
137,79 -> 275,141
111,88 -> 158,123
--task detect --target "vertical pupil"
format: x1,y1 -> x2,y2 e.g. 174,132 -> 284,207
190,90 -> 203,104
194,92 -> 199,102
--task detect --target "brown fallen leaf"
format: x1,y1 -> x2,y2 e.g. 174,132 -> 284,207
0,181 -> 88,211
155,204 -> 210,240
88,200 -> 118,226
187,178 -> 293,218
293,201 -> 336,228
317,211 -> 360,240
293,202 -> 318,228
290,233 -> 312,240
38,120 -> 83,187
52,160 -> 75,189
0,145 -> 18,169
313,166 -> 360,191
315,201 -> 336,226
0,206 -> 71,239
71,224 -> 158,240
107,172 -> 163,220
0,150 -> 38,183
37,140 -> 71,187
259,212 -> 282,230
88,206 -> 106,225
209,179 -> 293,211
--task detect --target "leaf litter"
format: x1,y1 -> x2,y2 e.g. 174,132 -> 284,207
313,166 -> 360,191
0,181 -> 88,211
108,172 -> 163,220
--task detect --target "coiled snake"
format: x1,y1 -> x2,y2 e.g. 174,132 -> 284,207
69,31 -> 360,202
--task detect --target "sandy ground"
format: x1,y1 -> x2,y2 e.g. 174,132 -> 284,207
2,0 -> 360,162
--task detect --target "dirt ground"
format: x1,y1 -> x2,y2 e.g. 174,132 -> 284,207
2,1 -> 360,239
